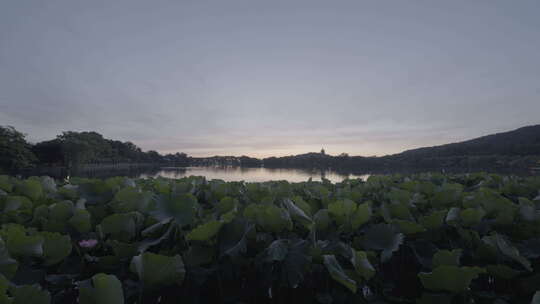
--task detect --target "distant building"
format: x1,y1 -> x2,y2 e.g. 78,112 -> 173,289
320,148 -> 325,155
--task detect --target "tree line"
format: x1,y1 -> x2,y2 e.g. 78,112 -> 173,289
0,126 -> 188,173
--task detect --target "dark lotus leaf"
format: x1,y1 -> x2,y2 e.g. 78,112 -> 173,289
10,284 -> 50,304
323,254 -> 357,293
416,293 -> 453,304
0,238 -> 18,279
486,264 -> 522,279
281,239 -> 311,287
218,219 -> 253,258
11,264 -> 46,285
137,223 -> 173,253
362,223 -> 403,262
517,238 -> 540,259
483,234 -> 532,272
532,291 -> 540,304
261,239 -> 311,287
150,193 -> 198,227
409,240 -> 438,269
183,244 -> 215,267
263,239 -> 289,262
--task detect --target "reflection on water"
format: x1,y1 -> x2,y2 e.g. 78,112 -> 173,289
139,167 -> 370,183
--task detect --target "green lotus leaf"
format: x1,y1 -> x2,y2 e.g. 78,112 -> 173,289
419,210 -> 447,230
419,266 -> 485,293
68,209 -> 92,233
0,225 -> 43,258
362,223 -> 403,262
107,240 -> 137,259
49,201 -> 74,221
292,196 -> 312,216
99,212 -> 143,242
10,285 -> 50,304
151,193 -> 198,227
323,254 -> 356,293
328,199 -> 356,226
58,186 -> 78,201
486,264 -> 522,279
314,209 -> 331,231
216,197 -> 237,215
283,198 -> 312,228
0,238 -> 17,279
186,220 -> 223,241
0,274 -> 7,294
432,249 -> 461,268
130,252 -> 185,290
39,232 -> 71,266
351,202 -> 371,229
258,205 -> 292,233
110,187 -> 152,213
460,208 -> 485,227
0,176 -> 12,193
350,250 -> 375,281
432,183 -> 463,206
390,203 -> 414,220
15,180 -> 43,201
387,188 -> 412,205
79,273 -> 124,304
220,208 -> 237,223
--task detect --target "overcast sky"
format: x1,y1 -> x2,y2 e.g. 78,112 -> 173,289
1,1 -> 539,157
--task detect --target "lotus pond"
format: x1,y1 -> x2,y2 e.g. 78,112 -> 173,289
0,173 -> 540,303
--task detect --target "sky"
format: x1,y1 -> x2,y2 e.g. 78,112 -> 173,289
1,0 -> 539,158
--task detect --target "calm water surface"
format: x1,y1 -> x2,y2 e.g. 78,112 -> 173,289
139,167 -> 370,183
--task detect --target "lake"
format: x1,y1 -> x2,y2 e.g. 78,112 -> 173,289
139,166 -> 370,183
23,165 -> 538,183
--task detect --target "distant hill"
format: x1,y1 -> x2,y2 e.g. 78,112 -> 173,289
259,125 -> 540,170
394,124 -> 540,158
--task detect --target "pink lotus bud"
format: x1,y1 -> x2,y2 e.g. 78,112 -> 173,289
79,239 -> 98,248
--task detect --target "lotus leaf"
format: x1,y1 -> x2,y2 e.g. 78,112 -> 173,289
418,266 -> 485,292
130,252 -> 185,289
323,254 -> 356,293
79,273 -> 124,304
